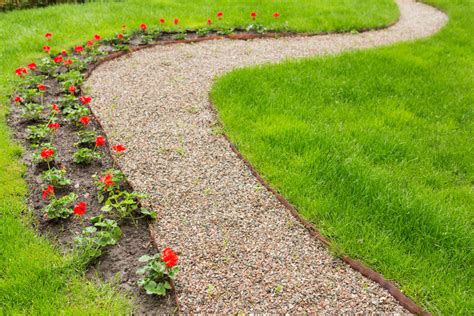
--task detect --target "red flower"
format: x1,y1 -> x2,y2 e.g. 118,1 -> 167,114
73,202 -> 87,216
159,18 -> 165,24
250,11 -> 257,19
37,84 -> 46,91
207,19 -> 213,25
74,45 -> 84,53
100,174 -> 115,187
48,122 -> 60,130
53,55 -> 63,63
79,95 -> 92,105
161,247 -> 178,267
45,32 -> 53,39
51,103 -> 60,111
95,135 -> 106,147
43,45 -> 51,53
217,11 -> 223,19
15,67 -> 27,76
94,34 -> 101,41
14,96 -> 23,103
117,33 -> 124,39
68,85 -> 76,94
64,59 -> 73,66
40,148 -> 55,160
42,185 -> 55,200
112,144 -> 126,152
140,23 -> 147,31
28,63 -> 37,70
79,116 -> 91,126
273,12 -> 280,18
61,50 -> 68,55
173,18 -> 179,25
86,40 -> 94,47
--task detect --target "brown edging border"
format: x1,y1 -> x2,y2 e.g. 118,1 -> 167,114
84,30 -> 429,316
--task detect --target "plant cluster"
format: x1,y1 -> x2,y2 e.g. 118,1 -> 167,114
137,248 -> 179,296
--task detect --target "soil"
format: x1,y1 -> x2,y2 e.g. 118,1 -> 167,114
7,42 -> 180,313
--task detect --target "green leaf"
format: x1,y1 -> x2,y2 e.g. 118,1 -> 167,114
138,255 -> 153,262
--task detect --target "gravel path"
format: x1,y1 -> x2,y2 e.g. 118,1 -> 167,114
86,0 -> 447,313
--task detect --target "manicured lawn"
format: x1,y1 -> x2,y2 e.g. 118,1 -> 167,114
0,0 -> 399,313
211,0 -> 473,314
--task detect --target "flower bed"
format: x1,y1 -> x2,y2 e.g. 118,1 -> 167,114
8,12 -> 282,313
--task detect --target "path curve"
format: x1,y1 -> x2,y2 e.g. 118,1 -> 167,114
86,0 -> 447,313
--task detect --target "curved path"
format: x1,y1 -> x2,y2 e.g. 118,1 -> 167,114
86,0 -> 447,313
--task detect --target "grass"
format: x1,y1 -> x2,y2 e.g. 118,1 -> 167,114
0,0 -> 399,313
211,0 -> 473,314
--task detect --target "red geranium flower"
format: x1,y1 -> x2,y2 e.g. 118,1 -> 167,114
43,45 -> 51,53
159,18 -> 165,24
117,33 -> 124,39
37,84 -> 46,91
61,50 -> 68,55
53,55 -> 63,63
207,19 -> 213,25
86,40 -> 94,47
73,202 -> 87,216
42,185 -> 55,200
95,135 -> 106,147
79,116 -> 90,126
140,23 -> 147,31
173,18 -> 179,25
15,67 -> 27,76
51,103 -> 60,112
217,11 -> 223,19
161,247 -> 178,267
100,174 -> 115,188
94,34 -> 101,41
45,32 -> 53,39
273,12 -> 280,18
48,122 -> 60,130
68,85 -> 76,94
28,63 -> 37,70
64,59 -> 73,66
250,11 -> 257,19
74,45 -> 84,53
79,95 -> 92,105
40,148 -> 55,160
14,96 -> 23,103
112,144 -> 126,152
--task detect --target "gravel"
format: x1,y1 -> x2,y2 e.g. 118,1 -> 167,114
85,0 -> 447,313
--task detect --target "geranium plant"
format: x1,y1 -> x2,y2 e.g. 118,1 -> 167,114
137,248 -> 179,296
73,148 -> 102,165
74,215 -> 122,266
43,192 -> 77,220
94,168 -> 127,202
27,123 -> 50,144
41,167 -> 72,187
101,190 -> 155,219
21,103 -> 44,121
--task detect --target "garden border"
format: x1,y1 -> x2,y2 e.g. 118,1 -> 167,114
83,31 -> 430,315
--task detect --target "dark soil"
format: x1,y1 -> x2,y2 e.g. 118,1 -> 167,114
7,49 -> 178,314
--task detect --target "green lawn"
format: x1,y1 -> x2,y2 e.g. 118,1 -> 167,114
0,0 -> 399,313
211,0 -> 473,314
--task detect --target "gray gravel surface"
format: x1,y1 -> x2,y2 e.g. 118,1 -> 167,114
86,0 -> 447,313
